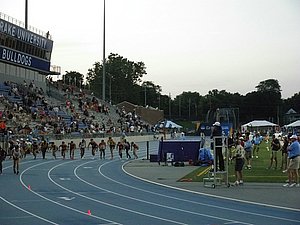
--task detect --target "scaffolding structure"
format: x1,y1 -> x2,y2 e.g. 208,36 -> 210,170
203,136 -> 230,188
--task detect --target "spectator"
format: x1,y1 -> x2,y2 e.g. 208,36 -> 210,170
252,132 -> 263,158
281,135 -> 289,173
244,135 -> 253,169
283,135 -> 300,187
268,134 -> 281,170
232,139 -> 245,186
211,122 -> 224,171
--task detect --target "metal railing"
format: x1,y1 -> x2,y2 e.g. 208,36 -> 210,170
0,12 -> 52,40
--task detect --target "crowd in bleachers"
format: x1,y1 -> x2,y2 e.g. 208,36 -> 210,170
0,80 -> 153,141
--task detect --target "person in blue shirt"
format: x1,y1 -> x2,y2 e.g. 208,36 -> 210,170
283,135 -> 300,187
252,132 -> 262,158
244,135 -> 253,169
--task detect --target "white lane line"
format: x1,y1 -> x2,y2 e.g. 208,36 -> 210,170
0,160 -> 58,225
0,195 -> 58,225
121,161 -> 300,223
74,160 -> 245,225
48,160 -> 188,225
19,160 -> 121,225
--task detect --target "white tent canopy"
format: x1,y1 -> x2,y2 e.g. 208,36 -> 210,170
285,120 -> 300,128
241,120 -> 278,132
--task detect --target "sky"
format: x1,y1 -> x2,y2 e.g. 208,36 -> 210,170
1,0 -> 300,99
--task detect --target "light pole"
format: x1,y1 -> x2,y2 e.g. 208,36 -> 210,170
102,0 -> 106,101
25,0 -> 28,29
144,85 -> 147,107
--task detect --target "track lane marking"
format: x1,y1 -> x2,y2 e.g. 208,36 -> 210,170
73,160 -> 248,225
48,160 -> 188,225
19,160 -> 121,225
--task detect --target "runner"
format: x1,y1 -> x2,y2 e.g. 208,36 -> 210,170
79,139 -> 86,159
98,139 -> 106,159
59,141 -> 68,160
117,141 -> 123,159
88,139 -> 98,159
69,141 -> 76,160
0,147 -> 7,174
131,141 -> 139,159
12,145 -> 21,175
50,142 -> 58,159
40,140 -> 48,159
31,139 -> 39,159
107,137 -> 116,160
124,139 -> 131,159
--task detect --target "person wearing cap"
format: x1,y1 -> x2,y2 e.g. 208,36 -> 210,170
211,121 -> 224,171
283,135 -> 300,187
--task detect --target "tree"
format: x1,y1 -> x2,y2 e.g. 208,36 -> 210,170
141,81 -> 162,108
63,71 -> 84,88
255,79 -> 281,95
86,53 -> 147,104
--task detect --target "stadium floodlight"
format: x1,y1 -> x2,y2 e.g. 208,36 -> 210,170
25,0 -> 28,29
102,0 -> 106,101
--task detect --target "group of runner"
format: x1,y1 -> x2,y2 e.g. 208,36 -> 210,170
0,136 -> 140,175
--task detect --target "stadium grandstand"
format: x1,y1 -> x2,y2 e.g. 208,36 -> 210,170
0,12 -> 162,158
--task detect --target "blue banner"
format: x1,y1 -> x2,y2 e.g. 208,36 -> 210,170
0,46 -> 50,73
